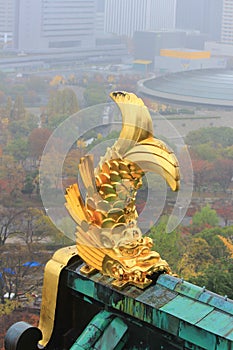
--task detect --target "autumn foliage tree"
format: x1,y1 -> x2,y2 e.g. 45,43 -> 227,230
210,158 -> 233,192
186,127 -> 233,193
0,155 -> 25,200
62,148 -> 83,181
213,200 -> 233,226
46,88 -> 79,129
191,158 -> 213,192
28,128 -> 52,161
177,237 -> 214,279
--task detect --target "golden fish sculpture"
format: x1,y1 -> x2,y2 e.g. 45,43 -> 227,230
65,91 -> 180,289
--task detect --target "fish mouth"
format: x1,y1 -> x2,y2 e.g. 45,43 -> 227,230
102,251 -> 171,289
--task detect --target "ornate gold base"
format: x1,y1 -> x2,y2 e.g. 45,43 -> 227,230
77,237 -> 171,290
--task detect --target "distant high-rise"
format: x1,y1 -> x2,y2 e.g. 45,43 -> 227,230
175,0 -> 222,41
203,0 -> 223,42
176,0 -> 205,32
221,0 -> 233,44
0,0 -> 15,46
14,0 -> 96,51
149,0 -> 176,31
105,0 -> 176,38
95,0 -> 106,36
96,0 -> 105,12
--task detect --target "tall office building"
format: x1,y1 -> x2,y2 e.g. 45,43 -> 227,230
14,0 -> 96,51
176,0 -> 205,32
221,0 -> 233,44
203,0 -> 223,42
95,0 -> 106,36
175,0 -> 222,41
105,0 -> 148,37
0,0 -> 15,46
149,0 -> 176,31
105,0 -> 176,38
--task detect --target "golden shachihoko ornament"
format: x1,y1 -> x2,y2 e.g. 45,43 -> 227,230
65,91 -> 180,289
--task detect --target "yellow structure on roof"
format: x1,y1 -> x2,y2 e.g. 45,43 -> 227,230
160,49 -> 211,60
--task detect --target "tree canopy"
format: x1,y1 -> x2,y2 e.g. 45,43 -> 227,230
192,204 -> 219,228
185,126 -> 233,148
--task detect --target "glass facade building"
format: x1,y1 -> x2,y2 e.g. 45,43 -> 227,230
105,0 -> 176,37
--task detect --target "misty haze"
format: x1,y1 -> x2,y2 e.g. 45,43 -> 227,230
1,1 -> 233,350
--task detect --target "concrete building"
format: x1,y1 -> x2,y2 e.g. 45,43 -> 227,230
133,30 -> 226,73
134,30 -> 186,62
204,0 -> 223,42
104,0 -> 176,38
205,41 -> 233,57
154,48 -> 225,73
0,0 -> 15,47
221,0 -> 233,44
175,0 -> 223,42
148,0 -> 177,31
95,0 -> 106,37
14,0 -> 96,51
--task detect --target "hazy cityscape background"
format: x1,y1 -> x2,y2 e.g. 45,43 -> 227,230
1,1 -> 233,348
0,0 -> 233,71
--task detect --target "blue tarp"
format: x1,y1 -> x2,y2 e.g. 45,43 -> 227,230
23,261 -> 41,267
3,267 -> 16,275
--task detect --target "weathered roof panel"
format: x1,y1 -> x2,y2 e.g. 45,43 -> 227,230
66,260 -> 233,349
197,310 -> 233,341
198,292 -> 233,316
160,295 -> 213,325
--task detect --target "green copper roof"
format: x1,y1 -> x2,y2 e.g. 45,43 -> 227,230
67,262 -> 233,349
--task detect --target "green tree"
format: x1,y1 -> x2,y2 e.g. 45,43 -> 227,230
83,83 -> 107,107
5,138 -> 28,162
192,205 -> 219,229
177,237 -> 213,279
5,96 -> 13,119
21,175 -> 35,197
149,216 -> 185,272
8,113 -> 38,138
62,87 -> 79,115
25,76 -> 48,94
196,225 -> 233,259
10,95 -> 25,121
47,88 -> 79,128
222,145 -> 233,159
192,142 -> 219,162
185,127 -> 233,148
189,259 -> 233,299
